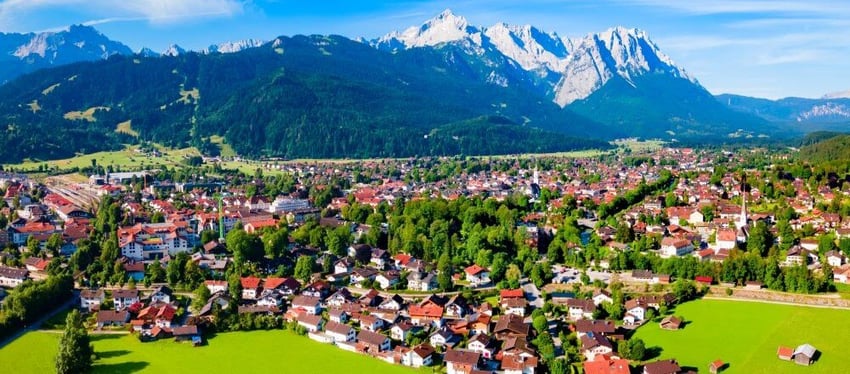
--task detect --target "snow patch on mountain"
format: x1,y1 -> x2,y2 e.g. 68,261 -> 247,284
9,25 -> 131,61
137,47 -> 158,57
797,102 -> 850,122
483,23 -> 570,73
374,9 -> 476,50
205,39 -> 265,54
554,27 -> 696,106
162,44 -> 186,57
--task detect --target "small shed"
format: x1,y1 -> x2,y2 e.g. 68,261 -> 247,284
659,315 -> 682,330
793,344 -> 817,366
709,360 -> 726,374
777,346 -> 793,361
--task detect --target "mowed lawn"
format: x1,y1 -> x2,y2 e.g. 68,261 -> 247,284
634,299 -> 850,373
2,330 -> 415,374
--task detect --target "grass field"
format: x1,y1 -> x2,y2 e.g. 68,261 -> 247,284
9,144 -> 200,172
611,138 -> 666,153
634,299 -> 850,373
2,330 -> 415,374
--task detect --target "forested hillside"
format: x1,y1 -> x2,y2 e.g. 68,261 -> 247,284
0,35 -> 609,163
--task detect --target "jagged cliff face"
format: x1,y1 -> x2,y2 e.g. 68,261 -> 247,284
369,9 -> 698,107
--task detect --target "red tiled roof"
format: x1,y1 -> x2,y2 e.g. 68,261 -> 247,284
500,289 -> 524,299
408,304 -> 443,318
241,276 -> 261,289
464,264 -> 486,276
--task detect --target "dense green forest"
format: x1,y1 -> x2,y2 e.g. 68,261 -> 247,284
799,133 -> 850,170
569,74 -> 776,139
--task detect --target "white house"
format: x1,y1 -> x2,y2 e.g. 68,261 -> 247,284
204,280 -> 228,294
357,329 -> 391,352
324,321 -> 356,343
660,237 -> 694,258
688,210 -> 704,225
623,299 -> 647,325
407,271 -> 438,292
592,290 -> 613,306
580,333 -> 614,361
444,349 -> 481,374
376,272 -> 400,289
360,314 -> 384,332
240,277 -> 261,300
408,344 -> 435,368
467,334 -> 497,359
0,266 -> 27,288
112,289 -> 140,311
291,295 -> 322,315
80,289 -> 105,311
715,228 -> 737,250
826,250 -> 846,267
464,264 -> 491,286
149,286 -> 172,304
567,299 -> 596,320
297,314 -> 324,333
390,321 -> 418,341
328,309 -> 350,324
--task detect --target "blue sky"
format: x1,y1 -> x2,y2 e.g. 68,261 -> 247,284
1,0 -> 848,99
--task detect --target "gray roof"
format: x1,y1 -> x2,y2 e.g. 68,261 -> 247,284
794,344 -> 817,358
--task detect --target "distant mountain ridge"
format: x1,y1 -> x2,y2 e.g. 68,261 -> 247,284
717,94 -> 850,132
0,24 -> 267,82
0,25 -> 132,84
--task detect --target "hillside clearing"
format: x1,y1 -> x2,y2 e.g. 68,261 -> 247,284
64,106 -> 110,122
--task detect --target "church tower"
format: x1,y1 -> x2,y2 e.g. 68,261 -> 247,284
738,175 -> 748,229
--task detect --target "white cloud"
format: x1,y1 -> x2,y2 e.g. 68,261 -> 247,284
0,0 -> 245,28
625,0 -> 850,16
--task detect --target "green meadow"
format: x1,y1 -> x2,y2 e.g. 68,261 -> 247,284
634,299 -> 850,373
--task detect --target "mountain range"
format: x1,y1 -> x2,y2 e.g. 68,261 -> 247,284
716,94 -> 850,132
0,10 -> 838,163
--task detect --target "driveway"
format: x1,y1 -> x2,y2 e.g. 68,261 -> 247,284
521,279 -> 544,309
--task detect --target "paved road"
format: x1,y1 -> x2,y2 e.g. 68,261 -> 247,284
521,279 -> 544,309
347,285 -> 497,301
0,291 -> 79,349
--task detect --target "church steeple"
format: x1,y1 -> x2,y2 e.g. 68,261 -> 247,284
533,164 -> 539,186
738,175 -> 748,229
